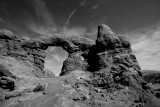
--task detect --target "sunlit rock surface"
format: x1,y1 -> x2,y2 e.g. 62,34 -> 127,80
0,25 -> 160,107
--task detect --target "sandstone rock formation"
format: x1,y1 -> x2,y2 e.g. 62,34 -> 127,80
0,24 -> 160,107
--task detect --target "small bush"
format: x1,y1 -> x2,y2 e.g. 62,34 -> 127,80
33,83 -> 45,92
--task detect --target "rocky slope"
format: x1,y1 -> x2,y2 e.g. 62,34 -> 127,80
142,70 -> 160,99
0,24 -> 160,107
142,70 -> 160,84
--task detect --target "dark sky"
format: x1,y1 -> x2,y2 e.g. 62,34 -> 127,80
0,0 -> 160,75
0,0 -> 160,36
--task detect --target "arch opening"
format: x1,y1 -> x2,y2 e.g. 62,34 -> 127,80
44,46 -> 68,76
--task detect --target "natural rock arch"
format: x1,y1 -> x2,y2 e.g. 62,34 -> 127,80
0,24 -> 140,77
0,29 -> 95,78
39,33 -> 95,75
21,33 -> 95,76
1,24 -> 156,107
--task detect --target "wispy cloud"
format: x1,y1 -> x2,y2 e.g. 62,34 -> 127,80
86,28 -> 97,40
92,4 -> 98,10
48,47 -> 56,52
80,0 -> 87,6
62,26 -> 97,40
91,0 -> 107,10
125,23 -> 160,71
63,9 -> 77,32
33,0 -> 55,26
26,0 -> 57,34
0,17 -> 3,22
27,22 -> 56,34
45,47 -> 68,76
0,2 -> 10,19
22,36 -> 30,40
51,54 -> 67,63
45,59 -> 62,76
64,26 -> 87,35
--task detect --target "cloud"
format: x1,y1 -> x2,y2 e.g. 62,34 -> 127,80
48,47 -> 56,52
64,26 -> 87,35
44,59 -> 62,76
86,28 -> 97,40
51,54 -> 66,63
80,0 -> 87,6
26,0 -> 57,34
0,17 -> 3,22
45,54 -> 67,76
92,4 -> 98,10
22,36 -> 30,40
33,0 -> 55,26
27,22 -> 56,34
44,47 -> 68,76
63,9 -> 77,31
62,26 -> 97,40
0,2 -> 10,19
125,24 -> 160,71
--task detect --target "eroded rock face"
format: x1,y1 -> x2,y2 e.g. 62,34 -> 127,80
0,29 -> 92,78
0,25 -> 160,107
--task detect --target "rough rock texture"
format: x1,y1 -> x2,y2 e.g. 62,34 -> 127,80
142,70 -> 160,101
0,29 -> 48,78
142,70 -> 160,84
0,25 -> 160,107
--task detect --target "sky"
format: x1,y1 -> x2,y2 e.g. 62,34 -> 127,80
0,0 -> 160,76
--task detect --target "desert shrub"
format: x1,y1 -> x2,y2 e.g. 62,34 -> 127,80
33,83 -> 45,92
